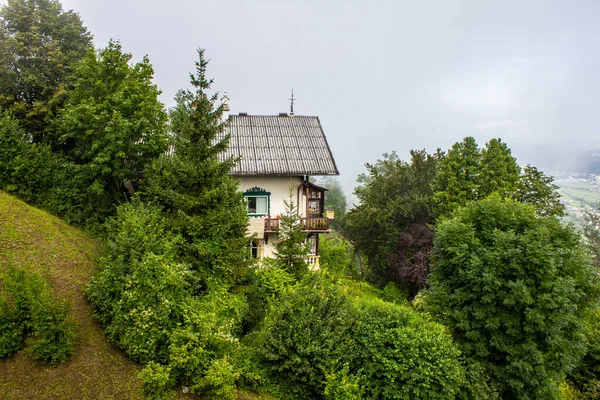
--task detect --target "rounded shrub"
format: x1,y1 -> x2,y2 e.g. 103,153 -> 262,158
253,273 -> 464,399
427,196 -> 600,399
352,296 -> 464,399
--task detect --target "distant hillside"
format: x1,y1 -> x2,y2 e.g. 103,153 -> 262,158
0,192 -> 144,399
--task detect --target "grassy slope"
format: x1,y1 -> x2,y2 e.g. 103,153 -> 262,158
0,192 -> 144,399
0,192 -> 272,400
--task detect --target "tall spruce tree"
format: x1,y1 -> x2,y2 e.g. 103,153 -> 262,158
141,49 -> 249,287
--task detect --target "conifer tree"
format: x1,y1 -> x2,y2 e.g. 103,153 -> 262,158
141,49 -> 249,286
274,186 -> 310,279
432,136 -> 481,218
478,138 -> 520,197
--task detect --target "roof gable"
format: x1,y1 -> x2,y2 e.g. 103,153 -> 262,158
219,114 -> 339,176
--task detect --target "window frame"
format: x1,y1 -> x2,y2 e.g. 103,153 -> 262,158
243,186 -> 271,217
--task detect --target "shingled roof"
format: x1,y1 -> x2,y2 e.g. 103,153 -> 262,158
219,114 -> 339,176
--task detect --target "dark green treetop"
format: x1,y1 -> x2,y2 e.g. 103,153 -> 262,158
478,138 -> 520,197
57,40 -> 169,221
346,149 -> 441,283
0,0 -> 92,143
432,136 -> 482,218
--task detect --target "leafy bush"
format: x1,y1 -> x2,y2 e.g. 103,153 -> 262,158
88,199 -> 248,396
194,357 -> 239,400
242,259 -> 295,332
28,296 -> 77,363
318,233 -> 354,274
427,195 -> 600,399
568,309 -> 600,399
0,288 -> 24,357
253,273 -> 355,399
352,296 -> 464,399
252,273 -> 464,399
167,290 -> 247,391
0,267 -> 77,363
138,362 -> 174,400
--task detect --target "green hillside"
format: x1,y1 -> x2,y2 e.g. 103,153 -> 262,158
0,192 -> 144,399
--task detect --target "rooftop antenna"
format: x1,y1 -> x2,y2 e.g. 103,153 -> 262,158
289,88 -> 296,116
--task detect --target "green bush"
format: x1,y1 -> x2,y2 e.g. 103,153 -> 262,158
194,357 -> 239,400
427,196 -> 600,399
252,273 -> 464,399
0,268 -> 77,363
139,362 -> 175,400
168,290 -> 247,392
87,200 -> 190,364
242,259 -> 295,332
319,233 -> 353,273
28,296 -> 77,363
568,309 -> 600,399
0,290 -> 24,357
88,199 -> 249,395
253,273 -> 355,399
352,297 -> 464,399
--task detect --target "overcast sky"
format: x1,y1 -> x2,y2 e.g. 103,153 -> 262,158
54,0 -> 600,190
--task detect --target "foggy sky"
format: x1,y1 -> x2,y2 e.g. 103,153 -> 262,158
25,1 -> 600,190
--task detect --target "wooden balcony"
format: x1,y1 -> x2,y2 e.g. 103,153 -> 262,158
264,217 -> 331,233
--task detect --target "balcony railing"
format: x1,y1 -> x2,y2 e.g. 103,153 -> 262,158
264,217 -> 331,233
306,255 -> 320,270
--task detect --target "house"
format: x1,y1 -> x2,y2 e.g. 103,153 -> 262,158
218,98 -> 339,267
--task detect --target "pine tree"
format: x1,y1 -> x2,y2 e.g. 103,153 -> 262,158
274,185 -> 310,279
432,136 -> 481,218
141,49 -> 249,287
478,138 -> 520,198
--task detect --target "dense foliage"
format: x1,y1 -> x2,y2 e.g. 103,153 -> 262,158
140,49 -> 249,286
427,196 -> 600,399
318,232 -> 354,274
346,149 -> 440,283
0,38 -> 168,228
56,40 -> 168,223
252,273 -> 465,400
0,0 -> 92,144
87,200 -> 248,398
0,267 -> 77,363
347,137 -> 565,290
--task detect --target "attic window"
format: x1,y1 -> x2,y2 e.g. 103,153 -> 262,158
244,186 -> 270,217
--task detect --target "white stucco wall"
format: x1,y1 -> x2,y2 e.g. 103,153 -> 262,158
234,175 -> 306,218
234,175 -> 307,259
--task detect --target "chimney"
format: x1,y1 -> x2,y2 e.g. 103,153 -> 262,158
221,92 -> 230,121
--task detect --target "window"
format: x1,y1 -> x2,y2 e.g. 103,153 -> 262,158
250,240 -> 263,259
247,196 -> 268,215
244,187 -> 270,216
